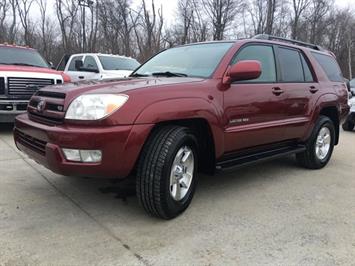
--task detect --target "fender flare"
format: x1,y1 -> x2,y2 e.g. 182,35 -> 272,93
303,93 -> 340,141
134,97 -> 225,157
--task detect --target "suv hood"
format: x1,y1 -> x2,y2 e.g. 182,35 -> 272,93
39,77 -> 204,100
101,70 -> 133,78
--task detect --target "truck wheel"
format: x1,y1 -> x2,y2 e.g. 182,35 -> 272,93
136,126 -> 198,219
296,116 -> 335,169
342,120 -> 354,131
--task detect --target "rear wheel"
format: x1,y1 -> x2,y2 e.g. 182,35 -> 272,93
342,120 -> 354,131
297,116 -> 335,169
136,126 -> 198,219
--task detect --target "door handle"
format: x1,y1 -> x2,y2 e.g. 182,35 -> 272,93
78,76 -> 84,79
272,87 -> 284,96
309,86 -> 318,93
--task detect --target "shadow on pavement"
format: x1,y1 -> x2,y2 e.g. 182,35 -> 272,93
0,123 -> 14,133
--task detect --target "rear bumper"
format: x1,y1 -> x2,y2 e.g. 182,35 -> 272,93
14,114 -> 154,178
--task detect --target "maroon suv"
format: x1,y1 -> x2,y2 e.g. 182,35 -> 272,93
14,35 -> 349,219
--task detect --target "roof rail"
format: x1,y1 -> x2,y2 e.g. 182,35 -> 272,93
253,34 -> 325,51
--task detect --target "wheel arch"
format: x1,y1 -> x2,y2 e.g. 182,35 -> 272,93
150,118 -> 217,175
319,106 -> 340,145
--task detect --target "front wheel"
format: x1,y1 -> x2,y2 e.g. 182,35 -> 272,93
297,116 -> 335,169
136,126 -> 198,219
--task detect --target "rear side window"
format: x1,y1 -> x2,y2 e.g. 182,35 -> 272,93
232,45 -> 276,83
278,47 -> 304,82
311,52 -> 343,82
68,56 -> 83,71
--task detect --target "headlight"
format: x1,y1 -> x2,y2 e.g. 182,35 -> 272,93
65,94 -> 128,120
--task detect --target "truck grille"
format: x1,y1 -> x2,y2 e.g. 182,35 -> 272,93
8,77 -> 54,99
28,91 -> 66,126
15,129 -> 47,155
0,77 -> 5,95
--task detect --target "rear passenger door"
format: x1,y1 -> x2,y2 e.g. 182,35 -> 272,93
275,46 -> 318,139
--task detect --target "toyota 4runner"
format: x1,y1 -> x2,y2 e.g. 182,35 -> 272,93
14,35 -> 349,219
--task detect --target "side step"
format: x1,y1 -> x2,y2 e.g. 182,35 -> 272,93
216,145 -> 306,171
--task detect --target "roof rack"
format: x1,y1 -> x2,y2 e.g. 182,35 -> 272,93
253,34 -> 324,51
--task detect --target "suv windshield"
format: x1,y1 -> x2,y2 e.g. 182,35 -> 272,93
99,56 -> 140,71
0,46 -> 49,68
132,42 -> 234,78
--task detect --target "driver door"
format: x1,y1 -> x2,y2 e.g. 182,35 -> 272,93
223,44 -> 288,152
65,55 -> 100,82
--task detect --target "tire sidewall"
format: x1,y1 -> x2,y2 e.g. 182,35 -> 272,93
161,130 -> 198,217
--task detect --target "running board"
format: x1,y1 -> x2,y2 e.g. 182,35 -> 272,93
216,145 -> 306,171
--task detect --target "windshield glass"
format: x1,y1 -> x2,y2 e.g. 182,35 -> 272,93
350,79 -> 355,88
0,47 -> 49,68
132,42 -> 234,78
99,56 -> 140,71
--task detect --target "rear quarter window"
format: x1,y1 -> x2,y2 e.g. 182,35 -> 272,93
311,52 -> 343,82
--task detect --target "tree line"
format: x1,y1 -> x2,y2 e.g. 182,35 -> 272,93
0,0 -> 354,79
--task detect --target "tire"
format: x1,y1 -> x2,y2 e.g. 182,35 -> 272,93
342,120 -> 354,131
136,126 -> 198,219
296,115 -> 335,169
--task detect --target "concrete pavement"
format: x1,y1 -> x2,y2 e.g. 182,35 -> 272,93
1,123 -> 354,265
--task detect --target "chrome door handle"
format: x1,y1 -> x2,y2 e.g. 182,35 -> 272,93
272,87 -> 284,96
309,86 -> 318,93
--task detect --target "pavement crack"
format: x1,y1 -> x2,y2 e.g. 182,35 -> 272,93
1,138 -> 151,266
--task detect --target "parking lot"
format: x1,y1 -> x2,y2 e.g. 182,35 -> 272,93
0,124 -> 354,265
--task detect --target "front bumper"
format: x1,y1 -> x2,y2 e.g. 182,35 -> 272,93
14,114 -> 153,178
0,100 -> 28,122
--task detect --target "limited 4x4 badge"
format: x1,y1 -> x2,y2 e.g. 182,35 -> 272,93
229,118 -> 250,124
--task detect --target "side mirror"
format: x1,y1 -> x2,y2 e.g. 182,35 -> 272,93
74,60 -> 84,71
228,60 -> 262,83
49,61 -> 55,69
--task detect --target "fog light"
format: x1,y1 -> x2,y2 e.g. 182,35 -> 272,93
62,149 -> 102,163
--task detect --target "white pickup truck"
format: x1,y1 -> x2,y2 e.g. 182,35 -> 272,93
59,53 -> 140,82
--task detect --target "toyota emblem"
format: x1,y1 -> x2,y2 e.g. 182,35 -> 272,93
37,100 -> 46,112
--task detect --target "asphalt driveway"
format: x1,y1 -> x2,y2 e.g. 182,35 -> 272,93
0,124 -> 354,265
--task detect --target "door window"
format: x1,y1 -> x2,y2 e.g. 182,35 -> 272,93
231,45 -> 276,83
83,56 -> 99,71
278,47 -> 304,82
68,56 -> 83,71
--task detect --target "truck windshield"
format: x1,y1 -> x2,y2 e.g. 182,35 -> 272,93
0,46 -> 49,68
98,56 -> 140,71
132,42 -> 234,78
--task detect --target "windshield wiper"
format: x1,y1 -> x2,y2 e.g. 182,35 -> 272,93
130,73 -> 149,77
151,71 -> 188,77
11,63 -> 44,68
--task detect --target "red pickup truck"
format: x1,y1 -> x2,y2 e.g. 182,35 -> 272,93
0,44 -> 70,122
14,35 -> 349,219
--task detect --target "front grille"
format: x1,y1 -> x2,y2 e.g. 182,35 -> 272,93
8,77 -> 54,99
27,92 -> 66,126
15,129 -> 47,155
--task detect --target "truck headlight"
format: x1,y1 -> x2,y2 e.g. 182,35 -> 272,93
65,94 -> 128,120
